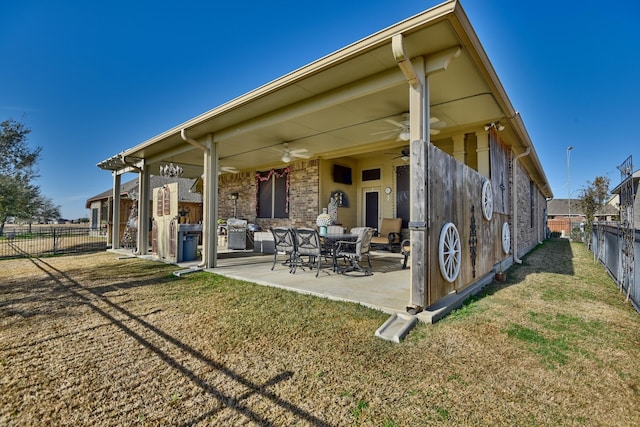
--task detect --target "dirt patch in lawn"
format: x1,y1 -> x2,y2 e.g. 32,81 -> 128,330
1,242 -> 640,426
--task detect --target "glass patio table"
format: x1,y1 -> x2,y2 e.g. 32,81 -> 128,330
320,233 -> 358,272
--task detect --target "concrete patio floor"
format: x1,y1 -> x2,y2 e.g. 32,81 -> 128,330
112,245 -> 493,324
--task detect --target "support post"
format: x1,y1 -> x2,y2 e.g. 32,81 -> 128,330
112,172 -> 121,249
476,129 -> 490,178
452,134 -> 466,164
137,162 -> 150,255
407,56 -> 428,311
202,135 -> 218,268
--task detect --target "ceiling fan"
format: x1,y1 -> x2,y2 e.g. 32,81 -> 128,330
219,166 -> 238,175
275,143 -> 311,163
371,113 -> 446,141
385,146 -> 410,161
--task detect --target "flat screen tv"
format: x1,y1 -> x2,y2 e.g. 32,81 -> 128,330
333,164 -> 352,185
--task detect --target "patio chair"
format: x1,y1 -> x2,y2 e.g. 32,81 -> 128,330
401,239 -> 410,269
326,225 -> 345,234
370,218 -> 402,252
291,227 -> 323,277
336,227 -> 374,275
269,227 -> 296,272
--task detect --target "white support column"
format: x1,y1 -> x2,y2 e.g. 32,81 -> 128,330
476,129 -> 490,178
202,134 -> 218,268
452,134 -> 466,164
394,35 -> 460,311
112,172 -> 121,249
136,163 -> 150,255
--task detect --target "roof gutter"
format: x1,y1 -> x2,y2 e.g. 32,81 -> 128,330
121,154 -> 142,172
180,129 -> 209,152
512,146 -> 531,264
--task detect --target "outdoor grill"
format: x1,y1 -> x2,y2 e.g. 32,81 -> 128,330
227,218 -> 255,250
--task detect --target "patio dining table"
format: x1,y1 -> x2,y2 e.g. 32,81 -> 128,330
320,233 -> 358,272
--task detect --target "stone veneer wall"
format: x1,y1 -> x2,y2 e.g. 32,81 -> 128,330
217,159 -> 320,229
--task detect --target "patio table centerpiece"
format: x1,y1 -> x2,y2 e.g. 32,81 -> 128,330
316,208 -> 332,236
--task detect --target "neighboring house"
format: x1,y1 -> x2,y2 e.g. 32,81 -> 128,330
611,169 -> 640,229
547,199 -> 585,236
86,176 -> 202,244
96,0 -> 552,312
548,198 -> 619,236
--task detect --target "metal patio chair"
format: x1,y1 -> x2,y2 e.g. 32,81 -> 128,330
336,227 -> 374,275
269,227 -> 296,272
291,227 -> 324,277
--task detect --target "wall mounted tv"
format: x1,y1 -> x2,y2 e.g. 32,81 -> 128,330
332,164 -> 352,185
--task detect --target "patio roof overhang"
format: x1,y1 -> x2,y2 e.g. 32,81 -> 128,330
98,0 -> 552,198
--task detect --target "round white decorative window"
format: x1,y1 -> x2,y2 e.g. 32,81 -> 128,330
502,222 -> 511,254
481,180 -> 493,221
439,222 -> 461,282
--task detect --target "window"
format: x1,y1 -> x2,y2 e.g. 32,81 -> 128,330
362,168 -> 381,181
256,168 -> 289,218
530,181 -> 535,227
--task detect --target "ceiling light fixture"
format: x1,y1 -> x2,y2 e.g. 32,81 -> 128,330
281,153 -> 291,163
159,162 -> 183,177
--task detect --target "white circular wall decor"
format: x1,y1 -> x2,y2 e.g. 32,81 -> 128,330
481,180 -> 493,221
502,222 -> 511,254
439,222 -> 461,282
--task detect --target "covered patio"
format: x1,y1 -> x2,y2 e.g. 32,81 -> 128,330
98,0 -> 551,314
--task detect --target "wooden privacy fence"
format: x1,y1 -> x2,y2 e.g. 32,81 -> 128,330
590,223 -> 640,313
0,227 -> 107,259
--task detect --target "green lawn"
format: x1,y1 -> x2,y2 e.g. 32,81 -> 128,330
1,239 -> 639,426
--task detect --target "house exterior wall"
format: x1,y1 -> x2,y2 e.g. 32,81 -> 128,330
513,159 -> 548,257
219,159 -> 321,230
319,159 -> 357,231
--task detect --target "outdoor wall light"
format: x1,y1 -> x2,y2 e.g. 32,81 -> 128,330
230,192 -> 239,200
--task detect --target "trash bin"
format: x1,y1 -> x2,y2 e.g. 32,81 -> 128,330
182,233 -> 198,261
227,218 -> 249,250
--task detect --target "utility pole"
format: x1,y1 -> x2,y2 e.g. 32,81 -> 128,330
567,146 -> 573,236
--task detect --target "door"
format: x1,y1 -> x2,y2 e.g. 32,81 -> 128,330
364,190 -> 379,230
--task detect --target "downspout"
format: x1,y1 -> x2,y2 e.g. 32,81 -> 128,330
181,129 -> 209,152
393,33 -> 428,312
511,147 -> 531,264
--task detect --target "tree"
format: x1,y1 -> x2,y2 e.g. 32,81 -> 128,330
21,192 -> 61,225
578,175 -> 610,248
0,119 -> 44,235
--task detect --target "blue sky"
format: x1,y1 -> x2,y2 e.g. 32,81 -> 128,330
1,0 -> 639,219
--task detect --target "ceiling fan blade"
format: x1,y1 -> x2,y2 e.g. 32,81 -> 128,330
370,129 -> 397,136
290,148 -> 309,155
384,118 -> 404,128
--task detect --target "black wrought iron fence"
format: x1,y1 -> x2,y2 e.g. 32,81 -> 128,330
0,226 -> 107,259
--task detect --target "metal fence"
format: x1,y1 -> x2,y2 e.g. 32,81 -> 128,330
590,223 -> 640,313
0,226 -> 107,259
